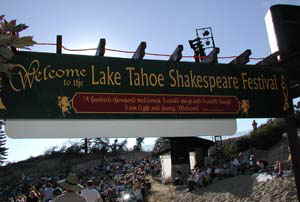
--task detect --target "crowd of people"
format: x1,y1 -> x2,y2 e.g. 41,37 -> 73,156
185,152 -> 286,192
0,148 -> 290,201
0,157 -> 161,202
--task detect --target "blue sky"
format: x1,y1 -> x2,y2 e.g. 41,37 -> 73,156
2,0 -> 300,163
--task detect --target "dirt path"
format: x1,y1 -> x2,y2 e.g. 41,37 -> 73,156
147,178 -> 178,202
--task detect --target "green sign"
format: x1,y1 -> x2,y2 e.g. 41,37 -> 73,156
0,51 -> 290,119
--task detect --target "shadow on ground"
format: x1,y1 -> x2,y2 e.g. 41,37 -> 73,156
194,175 -> 255,198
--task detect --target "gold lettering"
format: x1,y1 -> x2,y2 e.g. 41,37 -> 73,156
126,67 -> 135,86
241,72 -> 248,89
196,75 -> 202,88
115,72 -> 121,86
55,69 -> 65,78
64,69 -> 80,77
48,70 -> 55,79
91,65 -> 99,85
208,76 -> 216,92
222,76 -> 228,88
157,74 -> 164,87
169,69 -> 176,87
216,76 -> 222,88
203,76 -> 209,88
80,69 -> 87,77
233,77 -> 239,89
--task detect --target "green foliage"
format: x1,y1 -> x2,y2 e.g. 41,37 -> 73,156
249,120 -> 285,150
222,143 -> 238,160
152,137 -> 171,155
0,15 -> 36,76
135,137 -> 144,151
221,119 -> 287,154
80,138 -> 91,154
235,136 -> 252,152
0,130 -> 8,165
65,143 -> 82,154
91,137 -> 110,154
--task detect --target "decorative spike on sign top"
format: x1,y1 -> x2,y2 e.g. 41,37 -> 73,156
229,49 -> 252,65
56,35 -> 62,54
132,41 -> 147,60
202,47 -> 220,64
169,45 -> 184,62
95,38 -> 106,56
256,51 -> 279,66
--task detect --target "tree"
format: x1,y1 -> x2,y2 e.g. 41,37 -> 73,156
134,137 -> 144,151
0,15 -> 36,76
91,137 -> 110,154
111,139 -> 118,153
109,138 -> 128,153
65,142 -> 81,154
118,139 -> 128,152
80,138 -> 91,154
0,122 -> 7,165
153,137 -> 171,154
222,143 -> 238,160
0,16 -> 36,145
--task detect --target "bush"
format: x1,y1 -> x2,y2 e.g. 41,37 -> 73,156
221,118 -> 287,154
250,121 -> 285,150
222,143 -> 238,160
235,136 -> 252,152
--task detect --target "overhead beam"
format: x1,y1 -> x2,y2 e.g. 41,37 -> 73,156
169,45 -> 184,62
56,35 -> 62,54
95,38 -> 106,56
229,49 -> 251,64
256,51 -> 279,65
132,41 -> 147,60
202,47 -> 220,64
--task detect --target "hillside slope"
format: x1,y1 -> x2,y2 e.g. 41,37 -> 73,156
148,175 -> 297,202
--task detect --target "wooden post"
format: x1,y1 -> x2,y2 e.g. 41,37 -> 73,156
286,105 -> 300,201
96,38 -> 106,56
169,45 -> 183,62
229,49 -> 252,65
132,41 -> 147,60
256,51 -> 279,65
202,47 -> 220,64
56,35 -> 62,54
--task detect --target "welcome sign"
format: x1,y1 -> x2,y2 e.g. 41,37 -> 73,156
0,51 -> 290,119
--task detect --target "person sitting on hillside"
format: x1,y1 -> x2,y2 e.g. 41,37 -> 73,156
222,162 -> 231,178
42,182 -> 54,202
206,165 -> 213,179
187,169 -> 198,191
27,189 -> 40,202
256,160 -> 268,173
49,188 -> 63,202
15,194 -> 27,202
231,157 -> 241,175
173,170 -> 184,185
238,152 -> 249,174
54,173 -> 86,202
274,160 -> 283,177
201,167 -> 211,186
132,181 -> 144,202
214,164 -> 225,180
249,154 -> 256,167
81,179 -> 103,202
194,167 -> 204,187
